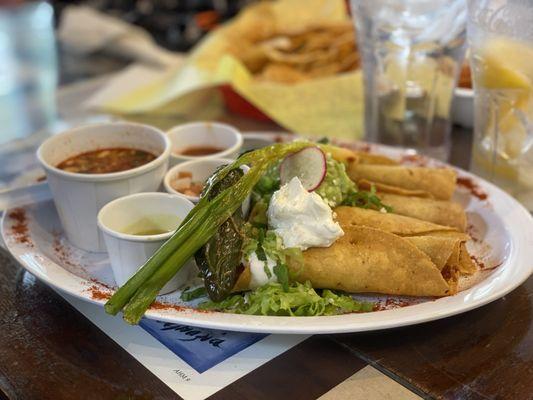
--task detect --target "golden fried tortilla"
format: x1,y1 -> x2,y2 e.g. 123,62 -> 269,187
347,164 -> 457,200
377,193 -> 467,231
296,226 -> 451,296
323,145 -> 399,167
334,206 -> 457,236
234,226 -> 451,296
357,179 -> 433,198
334,206 -> 476,288
404,236 -> 461,271
350,152 -> 399,166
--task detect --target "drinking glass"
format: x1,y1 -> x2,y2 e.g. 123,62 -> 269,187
351,0 -> 467,161
0,2 -> 57,145
468,0 -> 533,210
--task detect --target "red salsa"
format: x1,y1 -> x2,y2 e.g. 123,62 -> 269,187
57,148 -> 156,174
178,146 -> 225,156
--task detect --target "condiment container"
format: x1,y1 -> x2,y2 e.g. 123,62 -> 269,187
97,192 -> 196,294
164,158 -> 251,215
37,122 -> 171,252
164,157 -> 233,202
167,122 -> 243,166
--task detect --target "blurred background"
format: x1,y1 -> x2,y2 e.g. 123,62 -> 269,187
0,0 -> 258,145
53,0 -> 254,52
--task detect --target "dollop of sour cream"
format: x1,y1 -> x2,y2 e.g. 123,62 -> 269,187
248,252 -> 277,289
267,177 -> 344,250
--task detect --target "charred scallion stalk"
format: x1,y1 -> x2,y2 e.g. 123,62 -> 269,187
104,141 -> 312,324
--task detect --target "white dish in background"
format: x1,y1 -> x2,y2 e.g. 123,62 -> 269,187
2,142 -> 532,334
36,122 -> 171,252
452,87 -> 474,128
167,122 -> 243,166
97,192 -> 195,294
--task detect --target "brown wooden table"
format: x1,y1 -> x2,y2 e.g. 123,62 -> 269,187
0,57 -> 532,399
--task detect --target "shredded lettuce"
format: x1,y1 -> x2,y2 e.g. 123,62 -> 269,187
343,184 -> 392,212
198,281 -> 374,316
241,223 -> 303,289
242,224 -> 302,266
180,286 -> 207,301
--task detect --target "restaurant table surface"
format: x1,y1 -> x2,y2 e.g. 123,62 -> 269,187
0,55 -> 532,400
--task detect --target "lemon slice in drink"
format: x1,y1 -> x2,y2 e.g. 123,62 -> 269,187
476,38 -> 533,160
477,38 -> 533,89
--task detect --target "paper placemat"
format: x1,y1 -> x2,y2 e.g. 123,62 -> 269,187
59,292 -> 308,400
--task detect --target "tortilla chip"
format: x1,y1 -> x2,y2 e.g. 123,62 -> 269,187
239,20 -> 359,82
378,193 -> 467,231
294,226 -> 450,296
258,63 -> 309,83
348,164 -> 457,200
237,44 -> 269,73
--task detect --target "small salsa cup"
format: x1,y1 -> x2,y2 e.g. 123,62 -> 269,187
37,122 -> 171,252
167,122 -> 243,166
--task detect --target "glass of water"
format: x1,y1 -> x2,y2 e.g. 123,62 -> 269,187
0,2 -> 57,145
468,0 -> 533,210
351,0 -> 467,161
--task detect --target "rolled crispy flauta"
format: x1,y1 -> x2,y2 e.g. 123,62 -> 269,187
234,208 -> 475,296
325,145 -> 457,200
376,193 -> 467,231
358,179 -> 433,198
234,226 -> 451,296
334,206 -> 476,284
322,145 -> 399,167
347,164 -> 457,200
334,206 -> 459,236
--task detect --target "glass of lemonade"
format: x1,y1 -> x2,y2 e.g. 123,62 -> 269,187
351,0 -> 467,161
468,0 -> 533,210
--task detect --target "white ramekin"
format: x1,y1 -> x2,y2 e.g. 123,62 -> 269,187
163,158 -> 251,216
163,158 -> 235,203
37,122 -> 171,252
97,192 -> 196,294
167,122 -> 243,166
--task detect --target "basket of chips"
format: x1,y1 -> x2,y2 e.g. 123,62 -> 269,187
100,0 -> 365,139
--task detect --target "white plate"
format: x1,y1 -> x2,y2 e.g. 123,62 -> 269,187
2,143 -> 532,334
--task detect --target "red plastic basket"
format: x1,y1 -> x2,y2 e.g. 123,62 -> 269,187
219,85 -> 272,121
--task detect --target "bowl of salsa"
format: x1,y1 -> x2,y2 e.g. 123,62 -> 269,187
37,122 -> 171,252
167,122 -> 243,166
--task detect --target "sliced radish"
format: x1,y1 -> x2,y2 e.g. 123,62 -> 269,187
280,146 -> 326,191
